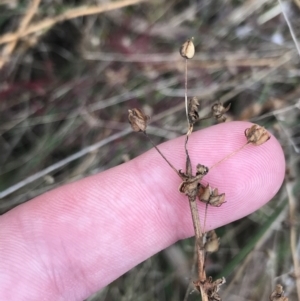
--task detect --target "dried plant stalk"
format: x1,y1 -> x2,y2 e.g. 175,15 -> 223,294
128,38 -> 271,301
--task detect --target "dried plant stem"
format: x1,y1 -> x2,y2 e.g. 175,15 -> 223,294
143,132 -> 179,177
278,0 -> 300,58
0,0 -> 41,69
189,199 -> 206,278
0,0 -> 147,46
209,142 -> 248,170
185,59 -> 189,126
184,135 -> 208,300
286,181 -> 300,299
203,203 -> 209,234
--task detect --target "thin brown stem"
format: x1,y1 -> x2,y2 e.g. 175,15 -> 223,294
209,142 -> 249,170
143,131 -> 180,177
203,203 -> 209,234
286,180 -> 300,299
185,59 -> 189,126
185,135 -> 192,175
188,197 -> 206,282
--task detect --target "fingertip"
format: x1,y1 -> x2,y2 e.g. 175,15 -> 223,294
177,121 -> 285,229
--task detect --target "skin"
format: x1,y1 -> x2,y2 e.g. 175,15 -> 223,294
0,121 -> 285,301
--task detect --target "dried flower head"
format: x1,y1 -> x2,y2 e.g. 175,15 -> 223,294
198,184 -> 211,202
205,230 -> 220,253
196,164 -> 209,176
269,284 -> 288,301
180,38 -> 195,59
188,97 -> 200,125
245,124 -> 270,145
195,276 -> 225,301
128,108 -> 150,132
211,101 -> 231,123
198,185 -> 226,207
209,188 -> 226,207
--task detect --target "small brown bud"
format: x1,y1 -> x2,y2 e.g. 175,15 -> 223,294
245,124 -> 270,146
205,230 -> 220,253
202,277 -> 226,301
198,184 -> 211,202
196,164 -> 209,176
180,39 -> 195,59
211,101 -> 231,123
188,97 -> 200,125
179,172 -> 205,198
198,185 -> 226,207
269,284 -> 288,301
209,188 -> 226,207
128,108 -> 150,132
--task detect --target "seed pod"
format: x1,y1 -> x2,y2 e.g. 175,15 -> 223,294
269,284 -> 288,301
196,164 -> 209,176
211,101 -> 231,123
198,184 -> 226,207
209,188 -> 226,207
128,108 -> 150,132
198,184 -> 211,203
245,124 -> 270,146
180,39 -> 195,59
188,97 -> 200,125
205,230 -> 220,253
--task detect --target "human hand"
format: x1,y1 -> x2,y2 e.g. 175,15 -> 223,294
0,121 -> 285,301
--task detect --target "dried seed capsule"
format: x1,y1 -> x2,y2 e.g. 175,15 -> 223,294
128,108 -> 150,132
209,189 -> 226,207
198,184 -> 211,203
211,101 -> 231,123
245,124 -> 270,146
188,97 -> 200,125
196,164 -> 209,176
198,184 -> 226,207
269,284 -> 288,301
205,230 -> 220,253
180,39 -> 195,59
209,194 -> 226,207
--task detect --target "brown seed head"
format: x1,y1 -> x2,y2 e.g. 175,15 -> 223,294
211,101 -> 231,123
205,230 -> 220,253
198,185 -> 226,207
180,39 -> 195,59
198,184 -> 211,202
245,124 -> 270,146
203,277 -> 226,301
209,189 -> 226,207
196,164 -> 209,176
128,108 -> 150,132
188,97 -> 200,125
269,284 -> 288,301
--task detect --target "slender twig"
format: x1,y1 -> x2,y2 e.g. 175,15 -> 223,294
278,0 -> 300,58
203,203 -> 209,234
143,132 -> 180,177
209,142 -> 248,170
182,42 -> 208,300
185,59 -> 189,125
286,180 -> 300,299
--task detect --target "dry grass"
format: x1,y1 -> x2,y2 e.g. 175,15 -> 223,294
0,0 -> 300,300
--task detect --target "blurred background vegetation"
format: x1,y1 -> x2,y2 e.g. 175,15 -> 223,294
0,0 -> 300,300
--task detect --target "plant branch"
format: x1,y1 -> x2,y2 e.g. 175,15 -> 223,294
143,132 -> 180,177
209,142 -> 248,170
